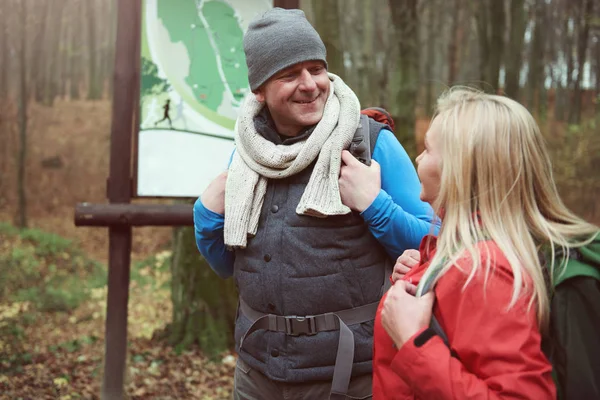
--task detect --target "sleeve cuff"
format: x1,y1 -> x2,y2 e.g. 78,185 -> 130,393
360,189 -> 391,221
193,197 -> 225,231
390,327 -> 447,378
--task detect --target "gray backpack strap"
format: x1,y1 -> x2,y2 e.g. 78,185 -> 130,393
238,298 -> 378,399
420,269 -> 450,347
430,315 -> 449,347
349,114 -> 372,166
383,256 -> 393,293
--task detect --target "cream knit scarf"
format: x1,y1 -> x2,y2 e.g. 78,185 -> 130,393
224,73 -> 361,248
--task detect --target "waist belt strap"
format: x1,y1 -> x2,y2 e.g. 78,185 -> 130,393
238,299 -> 379,400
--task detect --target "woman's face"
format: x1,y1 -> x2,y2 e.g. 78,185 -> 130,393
416,116 -> 443,205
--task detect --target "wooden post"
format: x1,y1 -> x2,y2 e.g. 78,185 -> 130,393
274,0 -> 300,8
101,0 -> 140,398
77,1 -> 299,398
75,203 -> 193,227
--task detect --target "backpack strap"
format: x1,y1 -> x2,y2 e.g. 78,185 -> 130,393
238,298 -> 377,400
554,249 -> 600,286
238,264 -> 392,399
349,114 -> 372,166
420,270 -> 451,347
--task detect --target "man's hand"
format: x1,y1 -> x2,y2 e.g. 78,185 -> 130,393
381,280 -> 435,349
391,249 -> 421,283
338,150 -> 381,212
200,171 -> 228,215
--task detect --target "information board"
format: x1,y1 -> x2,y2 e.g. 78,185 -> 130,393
136,0 -> 272,197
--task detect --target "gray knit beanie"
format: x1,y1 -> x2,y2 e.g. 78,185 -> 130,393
244,8 -> 328,91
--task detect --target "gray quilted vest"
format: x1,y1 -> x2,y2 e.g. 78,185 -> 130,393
233,118 -> 391,384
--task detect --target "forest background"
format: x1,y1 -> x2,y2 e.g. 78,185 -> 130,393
0,0 -> 599,398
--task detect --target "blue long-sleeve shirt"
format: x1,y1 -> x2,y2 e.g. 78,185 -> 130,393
193,129 -> 439,278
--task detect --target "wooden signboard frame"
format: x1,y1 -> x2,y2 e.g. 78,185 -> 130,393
73,0 -> 299,398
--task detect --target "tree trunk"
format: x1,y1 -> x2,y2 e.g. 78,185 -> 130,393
58,5 -> 69,99
312,0 -> 345,80
555,0 -> 572,121
17,0 -> 28,228
446,0 -> 461,86
70,0 -> 81,100
0,1 -> 8,99
44,2 -> 64,106
389,0 -> 419,158
424,0 -> 441,116
527,0 -> 545,114
86,0 -> 102,99
105,0 -> 117,98
373,1 -> 392,107
595,25 -> 600,115
340,0 -> 359,94
504,0 -> 526,100
33,0 -> 50,103
568,0 -> 593,125
167,225 -> 237,355
358,0 -> 375,107
473,0 -> 491,91
488,0 -> 505,92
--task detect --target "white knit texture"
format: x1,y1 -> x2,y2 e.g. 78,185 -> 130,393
224,73 -> 361,248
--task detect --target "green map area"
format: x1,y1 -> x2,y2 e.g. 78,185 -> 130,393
157,0 -> 247,111
140,0 -> 260,132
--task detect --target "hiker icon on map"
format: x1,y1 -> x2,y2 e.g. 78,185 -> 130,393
154,99 -> 172,128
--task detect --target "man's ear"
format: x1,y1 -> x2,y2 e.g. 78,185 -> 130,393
253,89 -> 265,103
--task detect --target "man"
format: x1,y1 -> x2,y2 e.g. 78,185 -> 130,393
154,98 -> 172,128
194,8 -> 436,400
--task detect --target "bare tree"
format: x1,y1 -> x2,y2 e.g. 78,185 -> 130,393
311,0 -> 345,80
86,0 -> 102,99
389,0 -> 419,157
17,0 -> 28,228
527,0 -> 546,114
0,1 -> 9,98
504,0 -> 526,100
58,4 -> 70,99
32,0 -> 49,102
569,0 -> 594,124
595,29 -> 600,114
44,1 -> 65,106
70,0 -> 82,100
104,0 -> 117,97
555,0 -> 573,121
357,0 -> 376,106
472,0 -> 505,92
447,0 -> 462,86
421,0 -> 442,116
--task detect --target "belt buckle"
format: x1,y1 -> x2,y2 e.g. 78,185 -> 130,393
284,315 -> 317,336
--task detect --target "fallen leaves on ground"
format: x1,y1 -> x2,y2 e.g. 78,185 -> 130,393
1,233 -> 236,400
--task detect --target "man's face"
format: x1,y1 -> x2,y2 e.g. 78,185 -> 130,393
254,61 -> 330,136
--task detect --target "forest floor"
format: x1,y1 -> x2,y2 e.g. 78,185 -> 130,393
0,100 -> 235,399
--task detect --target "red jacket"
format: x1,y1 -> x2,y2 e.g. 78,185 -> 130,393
373,235 -> 556,399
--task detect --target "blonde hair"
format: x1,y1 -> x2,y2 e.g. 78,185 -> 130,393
422,87 -> 599,328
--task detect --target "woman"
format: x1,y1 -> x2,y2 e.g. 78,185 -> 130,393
372,88 -> 598,399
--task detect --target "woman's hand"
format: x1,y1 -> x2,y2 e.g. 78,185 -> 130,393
381,281 -> 435,349
391,249 -> 421,283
